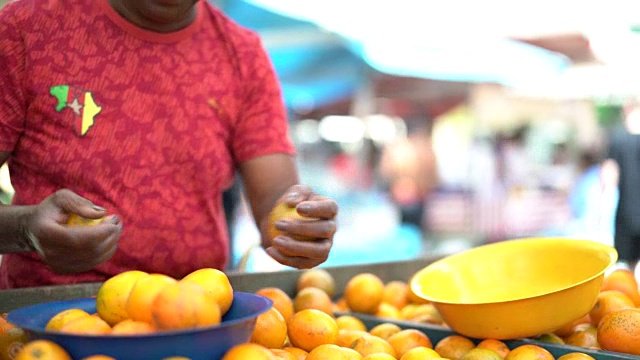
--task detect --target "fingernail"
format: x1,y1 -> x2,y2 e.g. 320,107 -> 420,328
107,215 -> 120,225
275,220 -> 288,229
92,205 -> 106,212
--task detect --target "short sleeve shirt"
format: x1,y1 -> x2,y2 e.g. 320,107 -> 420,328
0,0 -> 295,288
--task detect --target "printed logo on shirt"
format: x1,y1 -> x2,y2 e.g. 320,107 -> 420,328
50,85 -> 103,136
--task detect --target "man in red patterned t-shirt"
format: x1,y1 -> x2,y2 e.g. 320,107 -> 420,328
0,0 -> 338,288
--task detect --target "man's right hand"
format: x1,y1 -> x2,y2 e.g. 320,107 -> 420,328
24,189 -> 122,274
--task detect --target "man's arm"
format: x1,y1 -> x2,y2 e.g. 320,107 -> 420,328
0,150 -> 33,252
239,153 -> 337,269
0,150 -> 122,272
238,153 -> 299,248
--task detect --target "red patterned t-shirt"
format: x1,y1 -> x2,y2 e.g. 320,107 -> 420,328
0,0 -> 295,288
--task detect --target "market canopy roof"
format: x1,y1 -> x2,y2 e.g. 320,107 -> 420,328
221,0 -> 640,108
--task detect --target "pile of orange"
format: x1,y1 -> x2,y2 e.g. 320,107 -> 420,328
542,268 -> 640,356
11,267 -> 234,359
331,271 -> 444,327
220,269 -> 545,359
222,264 -> 596,360
41,267 -> 233,335
8,259 -> 640,359
221,266 -> 640,359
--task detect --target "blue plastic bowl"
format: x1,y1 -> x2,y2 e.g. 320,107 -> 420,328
7,292 -> 272,360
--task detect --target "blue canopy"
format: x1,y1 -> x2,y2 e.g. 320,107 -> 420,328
221,1 -> 571,110
221,1 -> 366,110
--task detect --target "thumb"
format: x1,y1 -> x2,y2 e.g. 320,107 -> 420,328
50,189 -> 107,219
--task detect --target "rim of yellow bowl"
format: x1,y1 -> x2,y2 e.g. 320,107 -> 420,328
410,237 -> 618,305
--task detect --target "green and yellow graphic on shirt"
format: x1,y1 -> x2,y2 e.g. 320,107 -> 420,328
50,85 -> 102,136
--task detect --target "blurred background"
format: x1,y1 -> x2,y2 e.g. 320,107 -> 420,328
1,0 -> 638,272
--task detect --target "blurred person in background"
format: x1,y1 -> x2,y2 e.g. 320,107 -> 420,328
565,146 -> 617,245
603,99 -> 640,273
0,0 -> 338,288
541,142 -> 577,195
379,119 -> 439,234
496,126 -> 535,194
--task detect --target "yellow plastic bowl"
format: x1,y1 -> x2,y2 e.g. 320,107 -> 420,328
410,237 -> 617,340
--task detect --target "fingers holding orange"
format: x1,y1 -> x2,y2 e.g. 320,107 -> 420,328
267,202 -> 317,241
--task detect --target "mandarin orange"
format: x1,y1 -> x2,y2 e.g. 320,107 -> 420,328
256,287 -> 295,324
344,273 -> 384,314
181,268 -> 234,315
126,273 -> 177,324
96,270 -> 148,326
597,308 -> 640,355
151,281 -> 221,330
296,268 -> 335,298
287,309 -> 338,352
251,307 -> 288,349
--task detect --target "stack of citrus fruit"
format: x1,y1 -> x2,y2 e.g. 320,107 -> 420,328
8,256 -> 640,359
230,265 -> 640,359
330,266 -> 640,358
12,267 -> 235,359
42,267 -> 233,335
220,268 -> 605,360
537,268 -> 640,357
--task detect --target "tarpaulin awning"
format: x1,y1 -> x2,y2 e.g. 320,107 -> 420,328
221,0 -> 572,109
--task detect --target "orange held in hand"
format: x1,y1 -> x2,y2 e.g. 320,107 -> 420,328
267,202 -> 315,241
67,213 -> 105,227
151,281 -> 221,330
